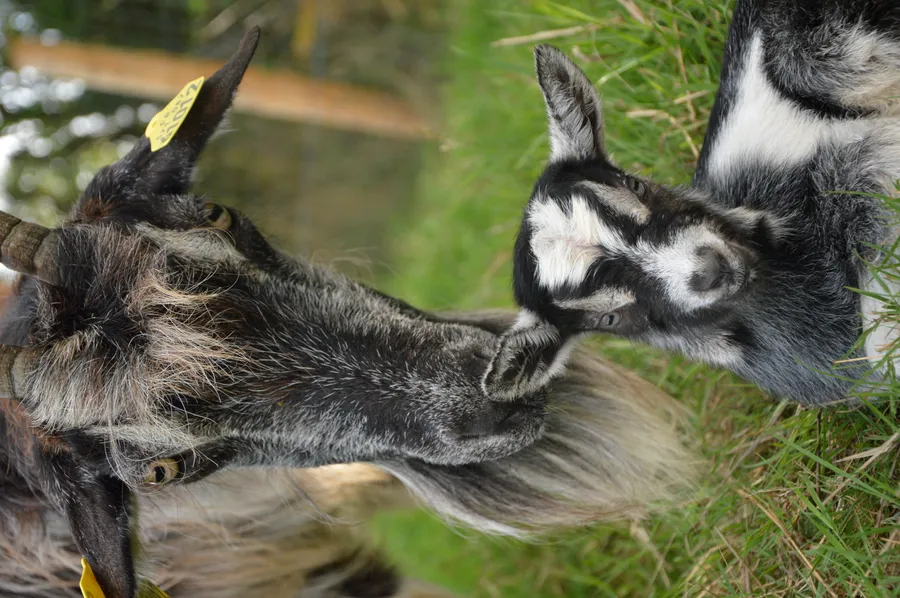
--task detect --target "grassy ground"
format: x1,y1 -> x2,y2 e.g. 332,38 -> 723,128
370,1 -> 900,596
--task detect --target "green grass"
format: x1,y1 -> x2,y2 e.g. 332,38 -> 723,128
370,1 -> 900,596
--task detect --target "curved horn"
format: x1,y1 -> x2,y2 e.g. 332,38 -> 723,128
0,211 -> 59,284
0,345 -> 43,400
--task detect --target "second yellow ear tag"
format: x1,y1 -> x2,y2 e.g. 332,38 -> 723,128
79,558 -> 104,598
145,76 -> 205,152
138,579 -> 172,598
79,558 -> 171,598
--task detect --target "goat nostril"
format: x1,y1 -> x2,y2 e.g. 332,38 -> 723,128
492,403 -> 523,429
456,402 -> 534,438
691,247 -> 729,292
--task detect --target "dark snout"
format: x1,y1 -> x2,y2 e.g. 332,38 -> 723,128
436,394 -> 546,464
690,245 -> 752,293
453,398 -> 545,440
459,335 -> 549,441
690,246 -> 731,292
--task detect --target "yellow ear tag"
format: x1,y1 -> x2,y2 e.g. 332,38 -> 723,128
80,558 -> 171,598
144,76 -> 205,152
138,579 -> 172,598
80,558 -> 104,598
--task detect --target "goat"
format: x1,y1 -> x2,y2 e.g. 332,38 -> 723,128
487,0 -> 900,406
0,27 -> 695,598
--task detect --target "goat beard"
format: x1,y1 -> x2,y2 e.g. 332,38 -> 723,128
374,309 -> 698,536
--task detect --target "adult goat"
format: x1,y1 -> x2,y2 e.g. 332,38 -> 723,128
0,28 -> 694,598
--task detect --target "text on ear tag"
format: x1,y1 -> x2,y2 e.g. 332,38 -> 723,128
145,76 -> 205,152
79,558 -> 104,598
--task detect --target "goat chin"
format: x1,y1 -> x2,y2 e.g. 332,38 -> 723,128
378,309 -> 699,537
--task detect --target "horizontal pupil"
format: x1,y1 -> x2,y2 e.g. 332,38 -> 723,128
207,205 -> 223,221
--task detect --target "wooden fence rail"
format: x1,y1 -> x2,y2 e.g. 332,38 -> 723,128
7,37 -> 434,141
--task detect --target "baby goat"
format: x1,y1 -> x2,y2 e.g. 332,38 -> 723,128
0,28 -> 694,598
488,0 -> 900,405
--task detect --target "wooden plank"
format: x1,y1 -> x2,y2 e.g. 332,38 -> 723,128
7,37 -> 434,141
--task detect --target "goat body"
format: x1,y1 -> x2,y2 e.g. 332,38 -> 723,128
0,28 -> 694,597
497,0 -> 900,405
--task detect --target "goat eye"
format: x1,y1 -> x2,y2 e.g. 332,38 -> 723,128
599,312 -> 620,328
143,457 -> 180,487
627,177 -> 646,197
202,202 -> 232,230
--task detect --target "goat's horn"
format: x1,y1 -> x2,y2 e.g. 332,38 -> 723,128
0,345 -> 42,400
0,211 -> 59,285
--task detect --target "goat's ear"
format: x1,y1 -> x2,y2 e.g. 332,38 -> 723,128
534,44 -> 605,162
84,27 -> 260,200
56,463 -> 137,598
482,313 -> 575,399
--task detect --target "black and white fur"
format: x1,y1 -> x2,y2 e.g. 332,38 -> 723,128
489,0 -> 900,406
0,28 -> 695,598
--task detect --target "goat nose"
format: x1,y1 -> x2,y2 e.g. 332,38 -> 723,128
690,246 -> 729,291
456,401 -> 538,438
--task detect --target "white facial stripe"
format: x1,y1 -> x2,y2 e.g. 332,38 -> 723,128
554,287 -> 635,313
634,226 -> 732,311
529,194 -> 736,310
527,191 -> 764,312
528,195 -> 628,290
578,181 -> 650,224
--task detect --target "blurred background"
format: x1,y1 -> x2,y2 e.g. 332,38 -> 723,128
0,0 -> 444,283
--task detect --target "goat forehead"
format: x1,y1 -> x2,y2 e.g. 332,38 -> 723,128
526,193 -> 631,290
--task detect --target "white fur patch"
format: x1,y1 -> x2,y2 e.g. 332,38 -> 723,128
528,195 -> 628,290
634,226 -> 733,311
512,308 -> 542,330
708,34 -> 870,182
528,194 -> 742,309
